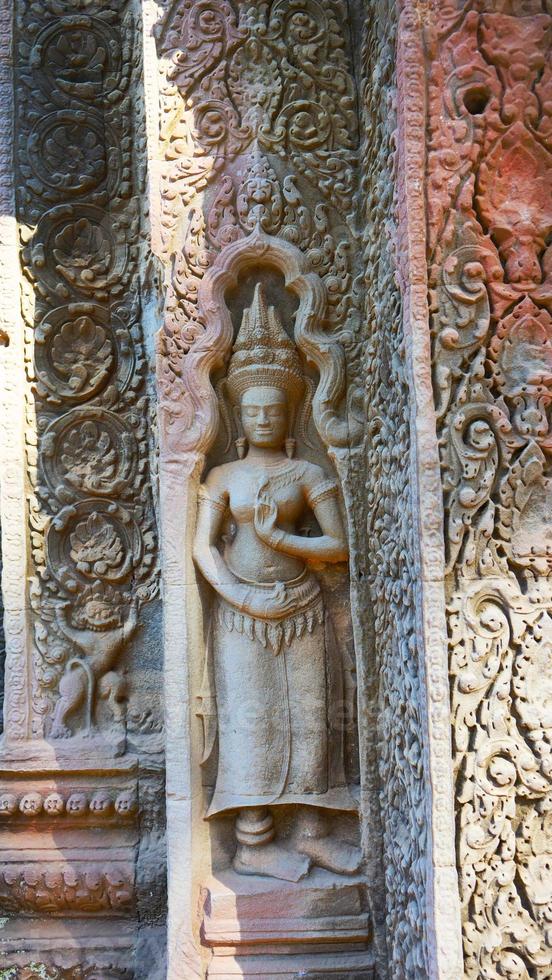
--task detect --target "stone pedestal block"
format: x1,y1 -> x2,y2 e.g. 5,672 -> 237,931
206,951 -> 375,979
202,869 -> 373,978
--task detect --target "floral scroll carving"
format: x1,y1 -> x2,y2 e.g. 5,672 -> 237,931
11,0 -> 158,743
428,3 -> 552,975
155,0 -> 364,466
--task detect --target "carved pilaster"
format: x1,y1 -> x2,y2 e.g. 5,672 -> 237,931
425,0 -> 552,975
362,2 -> 462,977
152,1 -> 372,976
11,0 -> 159,747
1,0 -> 164,974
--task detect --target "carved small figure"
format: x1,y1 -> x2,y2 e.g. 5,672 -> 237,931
50,589 -> 138,738
115,790 -> 138,816
43,792 -> 65,816
0,794 -> 17,817
89,791 -> 113,815
19,792 -> 43,817
65,793 -> 87,815
194,285 -> 360,881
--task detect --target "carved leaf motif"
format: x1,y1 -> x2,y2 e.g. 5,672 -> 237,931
207,175 -> 243,248
163,0 -> 244,95
444,392 -> 517,569
53,218 -> 112,290
69,513 -> 125,577
51,315 -> 113,394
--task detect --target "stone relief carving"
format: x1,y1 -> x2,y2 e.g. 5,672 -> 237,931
0,863 -> 134,915
4,968 -> 132,980
0,787 -> 137,820
156,0 -> 364,466
427,2 -> 552,975
3,1 -> 165,974
193,284 -> 361,881
154,0 -> 371,972
13,0 -> 158,742
360,2 -> 441,975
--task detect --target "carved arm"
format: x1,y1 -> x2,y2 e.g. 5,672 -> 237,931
193,493 -> 298,619
254,490 -> 348,564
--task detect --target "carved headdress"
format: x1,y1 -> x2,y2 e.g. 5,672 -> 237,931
226,284 -> 305,406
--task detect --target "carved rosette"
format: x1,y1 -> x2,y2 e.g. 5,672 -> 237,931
12,0 -> 158,741
427,3 -> 552,975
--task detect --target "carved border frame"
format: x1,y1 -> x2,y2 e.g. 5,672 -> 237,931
198,227 -> 357,456
396,4 -> 463,977
198,228 -> 334,435
157,226 -> 350,976
159,225 -> 351,462
0,0 -> 32,744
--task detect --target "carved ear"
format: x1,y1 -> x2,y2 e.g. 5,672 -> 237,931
232,402 -> 244,441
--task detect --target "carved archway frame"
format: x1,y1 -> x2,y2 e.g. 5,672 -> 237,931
159,225 -> 353,463
157,226 -> 359,975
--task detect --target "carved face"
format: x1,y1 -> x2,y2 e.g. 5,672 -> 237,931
240,386 -> 288,449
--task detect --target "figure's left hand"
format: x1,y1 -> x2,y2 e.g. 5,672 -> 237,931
254,483 -> 280,546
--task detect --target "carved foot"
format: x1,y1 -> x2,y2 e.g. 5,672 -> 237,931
49,722 -> 72,739
233,842 -> 311,882
295,808 -> 362,876
233,806 -> 311,881
296,834 -> 362,875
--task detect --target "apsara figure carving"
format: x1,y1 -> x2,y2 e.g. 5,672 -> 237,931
193,285 -> 360,882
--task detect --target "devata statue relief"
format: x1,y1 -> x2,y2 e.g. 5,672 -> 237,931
193,285 -> 361,882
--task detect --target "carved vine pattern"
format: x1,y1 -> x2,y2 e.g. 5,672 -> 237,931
427,2 -> 552,975
362,2 -> 432,974
13,0 -> 158,739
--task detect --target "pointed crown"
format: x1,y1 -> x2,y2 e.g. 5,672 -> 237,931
227,284 -> 305,404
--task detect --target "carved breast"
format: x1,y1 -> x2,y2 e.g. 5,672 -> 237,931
227,465 -> 306,527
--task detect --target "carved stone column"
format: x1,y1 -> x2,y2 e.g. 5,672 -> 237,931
0,0 -> 165,975
403,0 -> 552,977
151,1 -> 375,976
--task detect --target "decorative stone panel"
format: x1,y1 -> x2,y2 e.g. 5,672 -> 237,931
422,0 -> 552,975
150,1 -> 376,976
10,0 -> 159,746
0,0 -> 164,976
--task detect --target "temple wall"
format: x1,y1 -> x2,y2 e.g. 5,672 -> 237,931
0,1 -> 551,978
